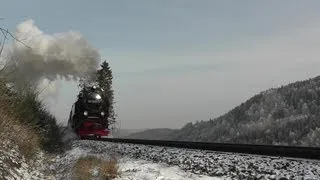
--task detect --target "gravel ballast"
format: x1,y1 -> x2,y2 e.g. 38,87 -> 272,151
63,140 -> 320,180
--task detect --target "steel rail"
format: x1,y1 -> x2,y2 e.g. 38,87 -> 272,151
86,137 -> 320,160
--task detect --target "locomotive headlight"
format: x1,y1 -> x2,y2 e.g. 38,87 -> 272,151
83,111 -> 88,116
101,111 -> 105,116
95,94 -> 101,100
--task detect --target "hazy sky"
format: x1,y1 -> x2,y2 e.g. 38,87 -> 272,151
2,1 -> 320,129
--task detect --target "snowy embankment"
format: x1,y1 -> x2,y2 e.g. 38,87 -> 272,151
49,137 -> 320,180
0,141 -> 54,180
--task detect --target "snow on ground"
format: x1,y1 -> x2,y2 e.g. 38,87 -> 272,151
49,141 -> 221,180
4,127 -> 319,179
47,146 -> 91,180
116,158 -> 221,180
0,140 -> 54,180
52,139 -> 320,180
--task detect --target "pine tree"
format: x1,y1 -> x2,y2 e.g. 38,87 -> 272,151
96,60 -> 116,124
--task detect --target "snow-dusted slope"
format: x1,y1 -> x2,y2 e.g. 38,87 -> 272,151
0,141 -> 54,180
50,140 -> 320,180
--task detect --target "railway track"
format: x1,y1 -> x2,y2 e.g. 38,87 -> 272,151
88,137 -> 320,160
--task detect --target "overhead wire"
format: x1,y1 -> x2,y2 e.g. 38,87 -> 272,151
0,26 -> 107,103
0,27 -> 60,96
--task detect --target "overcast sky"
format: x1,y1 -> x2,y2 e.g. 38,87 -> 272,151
2,1 -> 320,129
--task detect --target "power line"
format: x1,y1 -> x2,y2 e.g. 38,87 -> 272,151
0,28 -> 32,49
0,26 -> 101,62
0,28 -> 8,56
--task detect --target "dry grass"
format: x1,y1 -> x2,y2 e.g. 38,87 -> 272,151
0,79 -> 41,160
74,156 -> 120,180
100,158 -> 119,179
0,77 -> 62,160
0,112 -> 40,160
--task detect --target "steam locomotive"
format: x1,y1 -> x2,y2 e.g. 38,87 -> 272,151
68,85 -> 110,139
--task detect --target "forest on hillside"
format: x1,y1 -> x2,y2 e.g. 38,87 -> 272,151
129,76 -> 320,147
169,76 -> 320,147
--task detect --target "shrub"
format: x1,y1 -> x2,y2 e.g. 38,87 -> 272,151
74,155 -> 119,180
0,80 -> 40,159
0,110 -> 40,160
0,77 -> 63,159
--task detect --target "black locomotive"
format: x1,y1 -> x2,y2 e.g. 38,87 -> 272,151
68,85 -> 110,138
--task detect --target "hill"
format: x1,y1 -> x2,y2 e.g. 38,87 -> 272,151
124,128 -> 175,140
112,128 -> 147,138
169,76 -> 320,147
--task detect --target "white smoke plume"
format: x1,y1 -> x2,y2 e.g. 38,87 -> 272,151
0,19 -> 100,98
